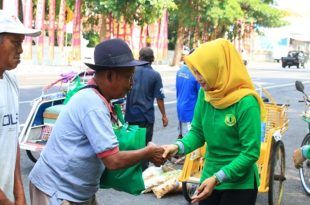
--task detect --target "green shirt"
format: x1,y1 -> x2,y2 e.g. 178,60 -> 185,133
179,89 -> 261,190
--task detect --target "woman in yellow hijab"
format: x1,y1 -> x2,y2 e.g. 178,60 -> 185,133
163,38 -> 265,205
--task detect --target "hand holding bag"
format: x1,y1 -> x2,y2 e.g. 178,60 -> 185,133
100,103 -> 146,195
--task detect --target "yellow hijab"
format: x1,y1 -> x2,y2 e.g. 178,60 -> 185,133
184,38 -> 266,121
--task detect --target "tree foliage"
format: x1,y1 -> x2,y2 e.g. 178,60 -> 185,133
238,0 -> 287,28
169,0 -> 286,47
81,0 -> 175,25
168,0 -> 287,65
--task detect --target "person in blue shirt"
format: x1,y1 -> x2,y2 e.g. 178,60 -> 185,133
125,47 -> 168,170
176,50 -> 200,139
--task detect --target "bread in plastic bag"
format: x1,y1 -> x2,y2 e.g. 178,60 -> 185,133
151,177 -> 182,198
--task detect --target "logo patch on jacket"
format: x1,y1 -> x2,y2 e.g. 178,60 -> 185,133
225,114 -> 236,126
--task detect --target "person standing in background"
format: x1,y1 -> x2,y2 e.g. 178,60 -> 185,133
0,10 -> 41,205
176,49 -> 200,139
125,47 -> 168,170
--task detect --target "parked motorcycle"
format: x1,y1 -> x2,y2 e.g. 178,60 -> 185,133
295,80 -> 310,195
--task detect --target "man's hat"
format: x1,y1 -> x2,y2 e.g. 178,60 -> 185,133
85,39 -> 148,70
0,10 -> 41,37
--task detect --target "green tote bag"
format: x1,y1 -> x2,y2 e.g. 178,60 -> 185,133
99,104 -> 147,195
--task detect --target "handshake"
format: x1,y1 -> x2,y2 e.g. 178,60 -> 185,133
146,143 -> 180,166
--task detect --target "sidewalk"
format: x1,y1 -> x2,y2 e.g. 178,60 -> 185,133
13,62 -> 179,76
247,61 -> 281,70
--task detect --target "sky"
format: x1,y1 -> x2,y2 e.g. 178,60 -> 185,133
255,0 -> 310,52
276,0 -> 310,18
272,0 -> 310,37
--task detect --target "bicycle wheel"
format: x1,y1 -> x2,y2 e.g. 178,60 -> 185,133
26,150 -> 41,163
182,181 -> 199,203
268,140 -> 286,205
299,133 -> 310,195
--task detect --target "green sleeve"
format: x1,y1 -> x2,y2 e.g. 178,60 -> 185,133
178,89 -> 205,154
221,99 -> 261,181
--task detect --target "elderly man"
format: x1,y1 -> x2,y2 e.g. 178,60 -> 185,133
29,39 -> 165,205
0,10 -> 41,205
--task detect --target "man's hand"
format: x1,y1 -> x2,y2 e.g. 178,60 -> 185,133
0,198 -> 14,205
191,176 -> 218,203
293,147 -> 306,169
162,144 -> 178,159
147,143 -> 166,166
162,115 -> 168,127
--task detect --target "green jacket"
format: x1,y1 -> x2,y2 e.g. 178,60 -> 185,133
179,89 -> 261,190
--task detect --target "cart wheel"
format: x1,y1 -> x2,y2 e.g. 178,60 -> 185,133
182,181 -> 199,203
299,133 -> 310,195
268,140 -> 286,205
26,150 -> 40,163
281,63 -> 286,68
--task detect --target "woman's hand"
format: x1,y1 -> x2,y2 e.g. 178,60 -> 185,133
162,144 -> 178,159
191,176 -> 218,204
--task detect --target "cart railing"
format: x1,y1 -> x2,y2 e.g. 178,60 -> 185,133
257,102 -> 289,193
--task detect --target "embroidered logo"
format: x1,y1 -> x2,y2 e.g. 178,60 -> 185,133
225,114 -> 236,126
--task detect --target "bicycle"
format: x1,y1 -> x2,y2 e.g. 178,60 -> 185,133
295,80 -> 310,195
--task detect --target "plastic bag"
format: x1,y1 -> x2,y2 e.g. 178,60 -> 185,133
63,76 -> 85,104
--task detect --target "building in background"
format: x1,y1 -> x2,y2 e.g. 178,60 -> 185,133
253,0 -> 310,62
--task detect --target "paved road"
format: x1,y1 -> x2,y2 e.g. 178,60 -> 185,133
16,62 -> 310,205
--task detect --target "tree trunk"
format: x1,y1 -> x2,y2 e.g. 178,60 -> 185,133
99,14 -> 107,42
18,0 -> 23,21
171,24 -> 184,66
215,25 -> 226,39
193,23 -> 200,47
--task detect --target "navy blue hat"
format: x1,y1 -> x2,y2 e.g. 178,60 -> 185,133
85,38 -> 148,70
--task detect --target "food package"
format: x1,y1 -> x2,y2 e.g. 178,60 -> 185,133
143,169 -> 182,194
143,167 -> 181,193
151,177 -> 182,198
142,166 -> 163,181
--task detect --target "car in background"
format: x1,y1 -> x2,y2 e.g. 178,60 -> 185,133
281,51 -> 307,68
